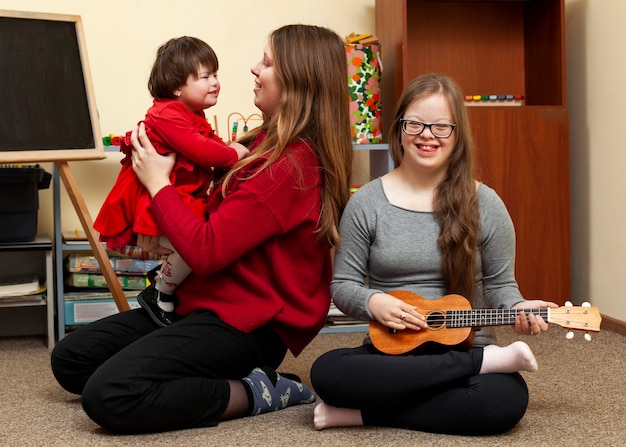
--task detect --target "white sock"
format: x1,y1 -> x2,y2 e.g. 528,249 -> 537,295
155,290 -> 175,312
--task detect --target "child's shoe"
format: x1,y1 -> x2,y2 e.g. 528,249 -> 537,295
137,285 -> 180,327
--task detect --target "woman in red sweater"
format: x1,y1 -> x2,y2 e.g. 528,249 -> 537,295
51,24 -> 353,434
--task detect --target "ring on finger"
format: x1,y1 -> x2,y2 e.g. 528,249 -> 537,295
400,311 -> 407,319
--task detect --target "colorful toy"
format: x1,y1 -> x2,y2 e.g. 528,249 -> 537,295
464,94 -> 524,106
226,112 -> 263,142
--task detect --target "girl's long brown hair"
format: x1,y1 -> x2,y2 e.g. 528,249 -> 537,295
388,74 -> 480,301
220,24 -> 353,248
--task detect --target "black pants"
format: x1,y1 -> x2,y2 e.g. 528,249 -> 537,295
310,343 -> 529,436
51,309 -> 287,434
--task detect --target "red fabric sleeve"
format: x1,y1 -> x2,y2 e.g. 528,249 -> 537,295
146,100 -> 238,171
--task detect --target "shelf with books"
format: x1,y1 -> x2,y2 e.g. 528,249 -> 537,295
0,236 -> 55,348
56,243 -> 160,336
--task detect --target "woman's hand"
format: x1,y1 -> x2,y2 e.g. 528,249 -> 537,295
130,122 -> 176,197
512,300 -> 559,336
368,292 -> 428,332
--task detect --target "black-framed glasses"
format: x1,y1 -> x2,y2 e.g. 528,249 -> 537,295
399,119 -> 456,138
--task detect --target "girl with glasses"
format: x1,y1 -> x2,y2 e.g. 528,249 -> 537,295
310,73 -> 558,435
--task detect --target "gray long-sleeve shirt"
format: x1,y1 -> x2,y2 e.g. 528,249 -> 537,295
331,178 -> 524,346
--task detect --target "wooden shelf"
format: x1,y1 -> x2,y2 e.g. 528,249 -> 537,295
0,236 -> 55,349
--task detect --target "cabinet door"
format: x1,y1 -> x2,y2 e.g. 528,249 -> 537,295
470,106 -> 570,301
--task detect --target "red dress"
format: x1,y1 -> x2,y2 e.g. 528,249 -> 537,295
94,99 -> 238,251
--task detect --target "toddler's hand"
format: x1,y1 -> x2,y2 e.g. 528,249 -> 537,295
230,142 -> 250,161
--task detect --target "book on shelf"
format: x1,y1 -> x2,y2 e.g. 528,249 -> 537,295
66,272 -> 148,290
62,231 -> 162,260
0,275 -> 40,297
66,253 -> 161,275
0,293 -> 46,304
62,231 -> 163,262
326,302 -> 368,327
63,294 -> 139,327
64,289 -> 140,301
62,229 -> 88,243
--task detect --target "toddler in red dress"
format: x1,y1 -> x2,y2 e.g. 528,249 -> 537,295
94,36 -> 249,326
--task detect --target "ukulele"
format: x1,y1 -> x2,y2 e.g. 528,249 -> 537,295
369,290 -> 602,355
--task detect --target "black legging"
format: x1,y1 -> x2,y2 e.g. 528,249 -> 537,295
310,343 -> 528,435
51,309 -> 286,434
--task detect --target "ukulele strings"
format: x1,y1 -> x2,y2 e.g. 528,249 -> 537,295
432,308 -> 551,328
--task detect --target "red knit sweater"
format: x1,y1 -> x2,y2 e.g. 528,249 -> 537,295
149,133 -> 332,356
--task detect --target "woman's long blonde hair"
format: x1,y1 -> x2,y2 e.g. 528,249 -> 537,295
388,74 -> 480,301
220,24 -> 353,248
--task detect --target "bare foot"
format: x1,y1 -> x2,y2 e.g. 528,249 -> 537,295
479,341 -> 538,374
313,402 -> 363,430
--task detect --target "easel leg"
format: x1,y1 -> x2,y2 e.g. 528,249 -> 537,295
55,161 -> 130,312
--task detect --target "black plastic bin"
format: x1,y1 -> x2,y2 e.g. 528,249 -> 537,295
0,165 -> 51,243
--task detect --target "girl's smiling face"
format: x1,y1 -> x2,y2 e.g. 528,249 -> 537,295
176,65 -> 220,113
400,92 -> 457,178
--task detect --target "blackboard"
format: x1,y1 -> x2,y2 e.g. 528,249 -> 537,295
0,10 -> 104,163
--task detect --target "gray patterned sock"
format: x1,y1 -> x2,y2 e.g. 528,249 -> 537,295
242,366 -> 316,415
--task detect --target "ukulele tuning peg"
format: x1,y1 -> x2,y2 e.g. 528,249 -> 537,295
582,302 -> 591,307
584,332 -> 592,342
566,331 -> 574,340
565,301 -> 573,307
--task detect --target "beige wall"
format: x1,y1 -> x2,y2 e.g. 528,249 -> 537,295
0,0 -> 375,249
566,0 -> 626,321
1,0 -> 624,322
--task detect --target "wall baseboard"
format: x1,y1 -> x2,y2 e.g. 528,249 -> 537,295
601,314 -> 626,337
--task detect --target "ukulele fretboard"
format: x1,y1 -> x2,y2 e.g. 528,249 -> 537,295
440,308 -> 549,329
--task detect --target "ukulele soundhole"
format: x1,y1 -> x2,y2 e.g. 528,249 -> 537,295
426,311 -> 445,330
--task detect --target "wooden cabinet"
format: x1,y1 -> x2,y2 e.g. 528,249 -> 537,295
376,0 -> 570,302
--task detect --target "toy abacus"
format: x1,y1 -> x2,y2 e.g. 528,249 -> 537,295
227,112 -> 263,142
464,94 -> 524,106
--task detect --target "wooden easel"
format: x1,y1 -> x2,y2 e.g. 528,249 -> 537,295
55,161 -> 129,312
